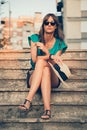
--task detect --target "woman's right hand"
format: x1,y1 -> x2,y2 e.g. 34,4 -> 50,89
36,42 -> 49,54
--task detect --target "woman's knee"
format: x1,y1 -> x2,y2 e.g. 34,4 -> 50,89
35,59 -> 48,68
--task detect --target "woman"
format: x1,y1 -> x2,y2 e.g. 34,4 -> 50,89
18,13 -> 68,119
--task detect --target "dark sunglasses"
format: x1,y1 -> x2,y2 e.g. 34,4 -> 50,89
44,21 -> 56,26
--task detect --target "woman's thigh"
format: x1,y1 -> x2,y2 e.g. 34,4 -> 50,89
50,67 -> 60,88
29,60 -> 60,88
29,60 -> 49,85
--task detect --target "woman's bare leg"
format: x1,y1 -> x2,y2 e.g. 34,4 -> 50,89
41,65 -> 60,109
41,66 -> 51,111
40,65 -> 59,119
26,60 -> 49,102
19,59 -> 48,109
19,59 -> 60,111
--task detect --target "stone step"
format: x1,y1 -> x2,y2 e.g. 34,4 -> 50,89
0,69 -> 86,80
0,91 -> 87,105
0,80 -> 87,92
0,50 -> 87,71
63,60 -> 87,69
0,105 -> 87,121
62,50 -> 87,59
0,121 -> 87,130
0,51 -> 30,60
0,49 -> 87,59
0,49 -> 87,130
0,106 -> 87,130
0,59 -> 87,69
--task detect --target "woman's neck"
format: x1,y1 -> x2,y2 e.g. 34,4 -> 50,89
44,33 -> 54,43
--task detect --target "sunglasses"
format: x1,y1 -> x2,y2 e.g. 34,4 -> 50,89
44,21 -> 56,26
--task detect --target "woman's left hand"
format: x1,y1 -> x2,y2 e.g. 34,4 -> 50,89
52,55 -> 63,63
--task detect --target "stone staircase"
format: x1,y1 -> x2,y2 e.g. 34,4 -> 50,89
0,49 -> 87,130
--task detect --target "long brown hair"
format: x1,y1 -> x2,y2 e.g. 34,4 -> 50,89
39,13 -> 64,43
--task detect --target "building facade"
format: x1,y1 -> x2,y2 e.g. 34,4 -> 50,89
63,0 -> 87,49
0,0 -> 87,50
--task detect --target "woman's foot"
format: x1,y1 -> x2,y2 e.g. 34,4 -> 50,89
18,99 -> 32,112
41,110 -> 51,120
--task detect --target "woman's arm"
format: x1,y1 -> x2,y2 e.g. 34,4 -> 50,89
30,41 -> 50,62
36,42 -> 50,61
30,41 -> 37,63
37,54 -> 50,61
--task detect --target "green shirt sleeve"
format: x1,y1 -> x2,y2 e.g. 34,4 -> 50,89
49,39 -> 68,55
59,40 -> 68,53
28,34 -> 39,46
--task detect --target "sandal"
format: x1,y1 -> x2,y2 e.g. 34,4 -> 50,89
41,110 -> 51,120
18,99 -> 32,112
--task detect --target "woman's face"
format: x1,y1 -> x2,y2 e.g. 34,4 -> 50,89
43,16 -> 56,34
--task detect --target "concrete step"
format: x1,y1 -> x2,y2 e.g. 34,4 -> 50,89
0,50 -> 87,71
0,49 -> 87,130
0,80 -> 87,91
62,49 -> 87,59
0,69 -> 87,80
0,106 -> 87,130
0,121 -> 87,130
0,49 -> 87,59
0,90 -> 87,105
0,105 -> 87,121
0,49 -> 31,60
0,59 -> 87,69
